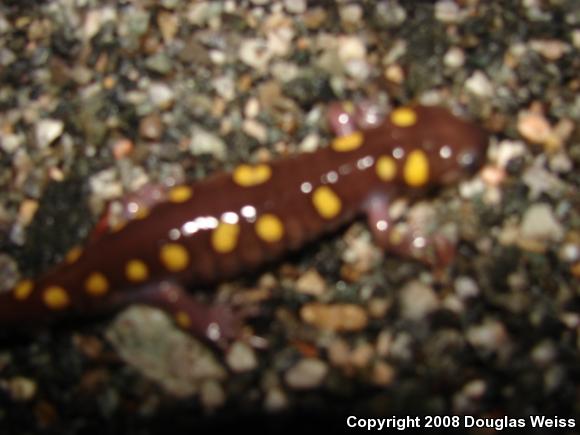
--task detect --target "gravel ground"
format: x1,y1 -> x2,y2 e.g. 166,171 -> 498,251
0,1 -> 579,434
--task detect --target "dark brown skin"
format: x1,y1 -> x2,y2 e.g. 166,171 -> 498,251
0,105 -> 488,343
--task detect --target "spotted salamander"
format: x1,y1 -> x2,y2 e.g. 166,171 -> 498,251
0,104 -> 488,345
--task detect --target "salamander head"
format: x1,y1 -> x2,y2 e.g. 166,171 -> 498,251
369,105 -> 489,188
413,106 -> 489,185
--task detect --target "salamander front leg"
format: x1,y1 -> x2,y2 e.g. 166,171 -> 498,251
364,194 -> 456,268
112,281 -> 241,348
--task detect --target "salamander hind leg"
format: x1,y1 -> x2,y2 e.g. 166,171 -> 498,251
364,194 -> 456,268
111,281 -> 242,348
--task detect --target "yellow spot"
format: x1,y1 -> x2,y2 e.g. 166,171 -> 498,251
232,164 -> 272,187
126,259 -> 149,282
376,155 -> 397,181
255,213 -> 285,243
331,131 -> 363,152
391,107 -> 417,127
168,185 -> 193,203
43,286 -> 70,310
14,279 -> 34,301
312,186 -> 342,219
134,206 -> 149,219
85,272 -> 109,296
390,227 -> 405,245
403,150 -> 430,187
212,221 -> 240,254
160,243 -> 190,272
175,311 -> 192,329
65,246 -> 82,264
111,220 -> 127,233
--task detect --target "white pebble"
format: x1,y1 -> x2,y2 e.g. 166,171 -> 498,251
492,139 -> 527,169
299,133 -> 320,152
444,47 -> 465,69
435,0 -> 463,23
338,36 -> 366,62
339,4 -> 363,25
239,38 -> 272,71
212,75 -> 235,101
189,125 -> 226,159
465,71 -> 494,98
520,203 -> 564,243
454,276 -> 480,299
148,82 -> 174,109
285,358 -> 328,389
284,0 -> 306,14
399,280 -> 439,321
35,119 -> 64,148
244,98 -> 260,119
226,341 -> 258,373
242,119 -> 268,143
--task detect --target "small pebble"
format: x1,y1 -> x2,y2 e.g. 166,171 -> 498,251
264,387 -> 288,411
5,377 -> 37,402
435,0 -> 463,23
239,38 -> 272,71
295,269 -> 327,296
531,341 -> 557,367
1,133 -> 23,153
35,119 -> 64,148
529,39 -> 570,61
517,111 -> 552,144
226,341 -> 258,373
337,36 -> 366,63
350,342 -> 374,368
454,276 -> 480,299
371,361 -> 396,386
112,138 -> 134,159
399,280 -> 440,321
327,338 -> 351,367
18,199 -> 39,227
148,82 -> 174,109
572,29 -> 580,49
244,98 -> 260,119
0,254 -> 19,292
144,53 -> 173,75
493,140 -> 527,169
284,358 -> 328,390
339,4 -> 363,26
466,318 -> 509,353
90,169 -> 123,202
367,297 -> 391,319
189,125 -> 226,159
298,133 -> 320,152
519,203 -> 564,248
302,7 -> 327,29
559,242 -> 580,263
300,303 -> 368,332
157,10 -> 179,43
200,380 -> 226,410
375,1 -> 407,27
213,75 -> 236,101
242,119 -> 268,143
548,152 -> 572,173
444,47 -> 465,69
465,71 -> 494,98
284,0 -> 306,14
139,113 -> 163,140
384,64 -> 404,84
